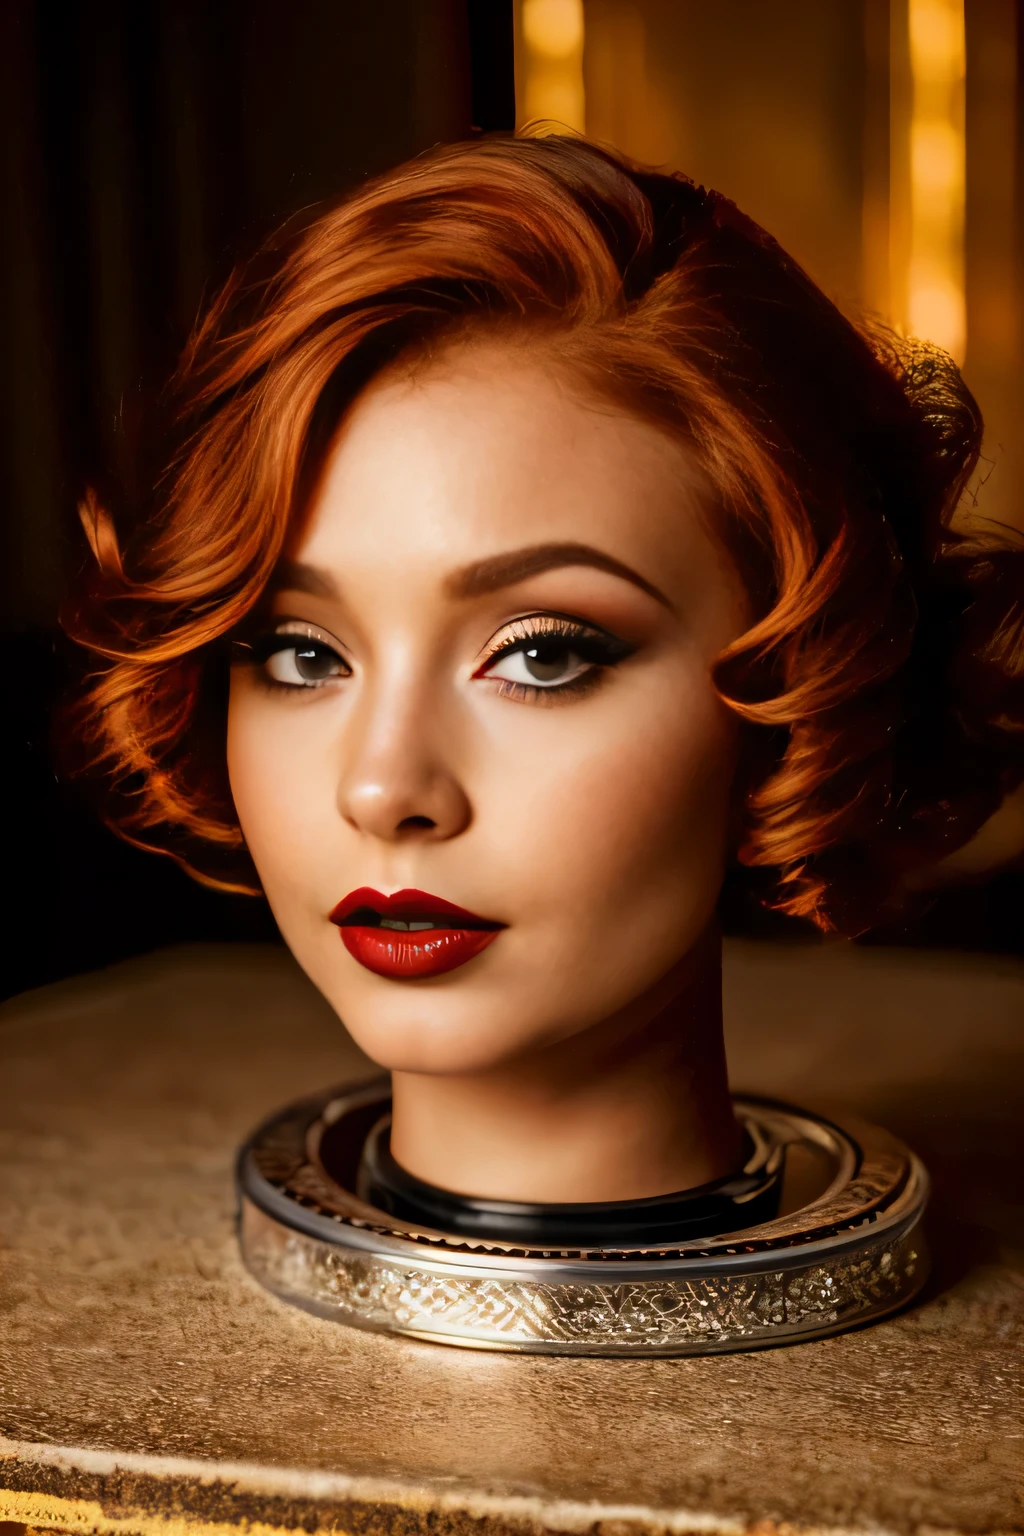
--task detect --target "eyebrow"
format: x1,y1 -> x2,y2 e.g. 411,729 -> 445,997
272,559 -> 340,599
272,543 -> 672,609
445,542 -> 672,608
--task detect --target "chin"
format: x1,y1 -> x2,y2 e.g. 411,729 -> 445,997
333,997 -> 547,1077
314,953 -> 597,1076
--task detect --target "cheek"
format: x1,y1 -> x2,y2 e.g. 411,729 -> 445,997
489,679 -> 736,939
226,681 -> 331,905
226,688 -> 274,874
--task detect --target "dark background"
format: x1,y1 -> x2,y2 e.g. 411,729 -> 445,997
0,1 -> 1019,1003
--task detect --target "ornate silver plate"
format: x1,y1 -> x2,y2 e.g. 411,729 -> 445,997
237,1080 -> 929,1355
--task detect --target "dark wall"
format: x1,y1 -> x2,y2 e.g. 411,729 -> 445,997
0,2 -> 509,1000
0,1 -> 479,624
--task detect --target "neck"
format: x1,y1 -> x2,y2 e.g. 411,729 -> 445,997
389,925 -> 740,1204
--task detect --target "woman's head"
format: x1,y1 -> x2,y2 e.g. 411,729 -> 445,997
70,135 -> 1024,1052
227,339 -> 747,1071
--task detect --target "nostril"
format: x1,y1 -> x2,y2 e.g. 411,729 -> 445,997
397,815 -> 437,832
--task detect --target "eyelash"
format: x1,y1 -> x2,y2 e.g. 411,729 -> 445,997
475,615 -> 635,703
235,626 -> 351,692
235,615 -> 635,701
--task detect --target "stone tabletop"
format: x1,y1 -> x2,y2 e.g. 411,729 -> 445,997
0,939 -> 1021,1536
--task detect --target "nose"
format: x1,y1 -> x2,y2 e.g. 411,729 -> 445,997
336,677 -> 472,844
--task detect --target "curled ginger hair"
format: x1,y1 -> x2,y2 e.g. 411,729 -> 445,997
67,134 -> 1024,935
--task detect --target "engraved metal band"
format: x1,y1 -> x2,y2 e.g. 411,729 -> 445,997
237,1082 -> 929,1356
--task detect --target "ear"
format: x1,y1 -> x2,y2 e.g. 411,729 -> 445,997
78,487 -> 124,579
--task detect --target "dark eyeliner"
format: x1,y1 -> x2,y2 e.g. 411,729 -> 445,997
482,615 -> 635,669
246,632 -> 331,664
235,624 -> 350,691
478,614 -> 637,702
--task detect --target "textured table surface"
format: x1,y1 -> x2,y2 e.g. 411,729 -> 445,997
0,939 -> 1021,1536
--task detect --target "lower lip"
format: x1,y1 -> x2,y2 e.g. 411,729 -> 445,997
340,926 -> 500,979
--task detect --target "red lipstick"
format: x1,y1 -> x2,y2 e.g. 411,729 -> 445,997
329,888 -> 504,980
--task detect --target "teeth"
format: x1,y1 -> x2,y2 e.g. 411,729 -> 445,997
379,918 -> 442,932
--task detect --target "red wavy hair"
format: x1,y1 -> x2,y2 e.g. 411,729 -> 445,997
66,134 -> 1024,934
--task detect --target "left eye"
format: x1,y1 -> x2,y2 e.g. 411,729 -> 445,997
484,642 -> 592,688
265,641 -> 347,686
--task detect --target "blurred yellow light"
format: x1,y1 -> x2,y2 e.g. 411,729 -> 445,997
909,0 -> 965,81
911,122 -> 962,194
517,0 -> 585,133
525,75 -> 585,127
908,275 -> 966,358
907,0 -> 965,360
522,0 -> 583,62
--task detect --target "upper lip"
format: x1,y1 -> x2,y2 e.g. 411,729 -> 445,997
329,887 -> 504,930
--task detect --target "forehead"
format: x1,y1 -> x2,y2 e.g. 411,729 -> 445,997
294,346 -> 711,584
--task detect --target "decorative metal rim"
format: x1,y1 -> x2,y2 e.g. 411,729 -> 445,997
237,1081 -> 929,1355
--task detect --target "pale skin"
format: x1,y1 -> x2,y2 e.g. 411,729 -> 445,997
227,342 -> 752,1203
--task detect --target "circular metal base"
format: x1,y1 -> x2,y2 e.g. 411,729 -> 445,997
237,1080 -> 929,1355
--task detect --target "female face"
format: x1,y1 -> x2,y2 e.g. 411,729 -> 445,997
227,344 -> 749,1075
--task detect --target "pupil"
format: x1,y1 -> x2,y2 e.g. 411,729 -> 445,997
295,644 -> 335,681
524,644 -> 572,682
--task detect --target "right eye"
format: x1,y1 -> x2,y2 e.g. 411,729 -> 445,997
250,633 -> 350,688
